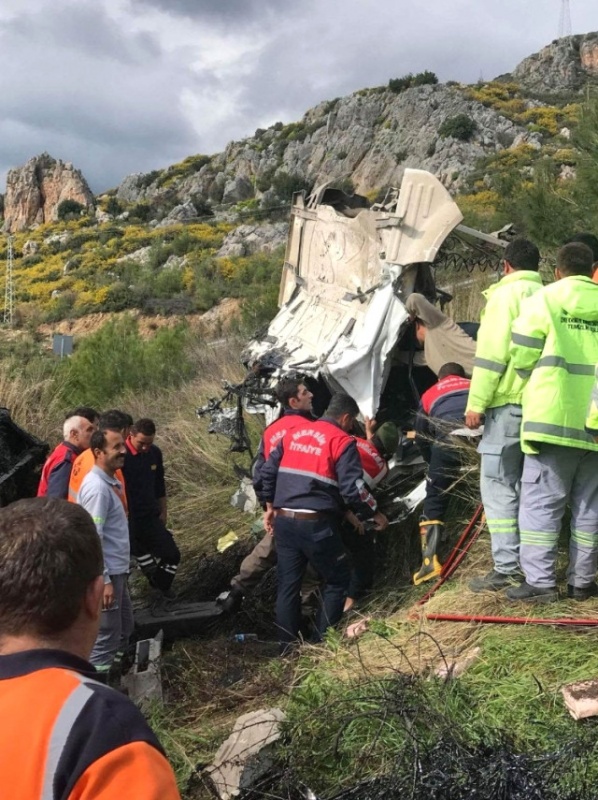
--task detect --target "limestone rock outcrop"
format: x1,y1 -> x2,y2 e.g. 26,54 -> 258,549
4,153 -> 94,232
510,31 -> 598,94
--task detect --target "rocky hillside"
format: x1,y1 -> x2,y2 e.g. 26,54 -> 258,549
510,31 -> 598,94
111,32 -> 598,215
4,153 -> 94,233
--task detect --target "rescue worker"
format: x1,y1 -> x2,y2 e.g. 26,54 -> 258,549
505,242 -> 598,603
260,392 -> 388,653
343,420 -> 398,611
78,427 -> 133,676
37,409 -> 98,499
123,418 -> 180,597
221,376 -> 315,613
69,409 -> 132,510
465,237 -> 543,592
587,365 -> 598,440
566,232 -> 598,283
0,497 -> 180,799
405,292 -> 477,376
413,363 -> 476,584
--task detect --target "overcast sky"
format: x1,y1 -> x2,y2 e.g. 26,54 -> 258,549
1,0 -> 596,192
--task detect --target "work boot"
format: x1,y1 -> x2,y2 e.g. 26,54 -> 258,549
469,569 -> 524,593
220,586 -> 244,614
505,581 -> 558,604
413,518 -> 443,586
567,582 -> 598,601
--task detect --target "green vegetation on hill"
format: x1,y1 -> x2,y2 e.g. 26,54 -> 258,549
1,216 -> 282,329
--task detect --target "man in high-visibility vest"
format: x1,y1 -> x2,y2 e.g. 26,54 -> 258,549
506,242 -> 598,603
0,498 -> 180,799
465,238 -> 543,592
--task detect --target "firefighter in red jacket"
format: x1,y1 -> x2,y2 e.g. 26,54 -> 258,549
413,363 -> 476,584
220,376 -> 315,613
260,392 -> 388,653
37,408 -> 98,499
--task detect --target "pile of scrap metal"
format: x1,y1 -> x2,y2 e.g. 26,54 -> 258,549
0,407 -> 48,506
202,169 -> 508,519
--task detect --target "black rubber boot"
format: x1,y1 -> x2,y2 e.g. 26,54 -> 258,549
221,586 -> 244,614
413,518 -> 444,586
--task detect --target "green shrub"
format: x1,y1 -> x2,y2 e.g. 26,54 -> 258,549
271,171 -> 309,200
57,199 -> 85,220
412,70 -> 438,86
439,113 -> 477,141
55,317 -> 193,408
389,71 -> 438,93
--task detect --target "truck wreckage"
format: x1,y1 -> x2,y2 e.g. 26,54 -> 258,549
155,169 -> 510,650
200,169 -> 507,522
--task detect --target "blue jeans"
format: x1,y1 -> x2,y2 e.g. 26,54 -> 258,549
274,514 -> 350,649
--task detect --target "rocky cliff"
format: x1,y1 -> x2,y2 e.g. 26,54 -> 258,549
116,83 -> 531,210
4,153 -> 94,233
510,31 -> 598,94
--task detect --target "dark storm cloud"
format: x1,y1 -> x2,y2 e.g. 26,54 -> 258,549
1,0 -> 597,193
131,0 -> 298,25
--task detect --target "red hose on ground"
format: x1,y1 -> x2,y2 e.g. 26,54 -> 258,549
413,504 -> 598,628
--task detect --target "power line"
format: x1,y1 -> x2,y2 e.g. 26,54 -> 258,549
559,0 -> 572,37
3,235 -> 14,327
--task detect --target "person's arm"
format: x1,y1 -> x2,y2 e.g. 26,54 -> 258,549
46,459 -> 73,500
336,441 -> 387,530
509,294 -> 547,380
586,366 -> 598,441
405,293 -> 447,329
78,484 -> 113,609
251,439 -> 266,503
154,449 -> 167,525
259,441 -> 284,532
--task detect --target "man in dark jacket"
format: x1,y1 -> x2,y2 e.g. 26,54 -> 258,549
413,363 -> 477,584
261,392 -> 388,653
123,418 -> 180,597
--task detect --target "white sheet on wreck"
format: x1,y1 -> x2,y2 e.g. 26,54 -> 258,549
244,169 -> 464,417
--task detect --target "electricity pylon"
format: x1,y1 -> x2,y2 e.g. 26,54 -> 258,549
559,0 -> 572,37
3,236 -> 14,327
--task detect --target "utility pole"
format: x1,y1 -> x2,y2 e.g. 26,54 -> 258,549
559,0 -> 572,38
3,235 -> 14,327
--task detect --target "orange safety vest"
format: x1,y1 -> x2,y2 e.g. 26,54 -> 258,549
68,448 -> 128,513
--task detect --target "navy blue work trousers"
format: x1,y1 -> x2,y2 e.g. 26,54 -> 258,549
274,514 -> 350,649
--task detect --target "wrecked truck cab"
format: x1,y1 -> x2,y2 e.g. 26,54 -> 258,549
242,168 -> 490,425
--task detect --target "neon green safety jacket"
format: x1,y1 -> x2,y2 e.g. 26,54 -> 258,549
586,365 -> 598,438
510,275 -> 598,454
466,270 -> 544,413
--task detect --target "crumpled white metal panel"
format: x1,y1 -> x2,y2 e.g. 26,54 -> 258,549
245,169 -> 464,416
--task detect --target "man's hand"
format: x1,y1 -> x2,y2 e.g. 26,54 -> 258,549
465,410 -> 484,430
345,510 -> 364,535
364,417 -> 377,441
103,582 -> 114,610
264,504 -> 275,535
372,511 -> 389,531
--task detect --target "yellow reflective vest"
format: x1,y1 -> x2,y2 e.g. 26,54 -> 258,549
466,270 -> 543,413
510,275 -> 598,454
587,365 -> 598,438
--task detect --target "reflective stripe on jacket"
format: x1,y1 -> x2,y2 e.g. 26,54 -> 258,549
261,417 -> 377,517
416,375 -> 470,441
0,649 -> 180,800
467,270 -> 543,413
586,365 -> 598,437
510,275 -> 598,454
253,410 -> 314,503
355,438 -> 388,488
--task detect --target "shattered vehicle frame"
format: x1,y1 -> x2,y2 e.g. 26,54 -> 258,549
201,169 -> 508,518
